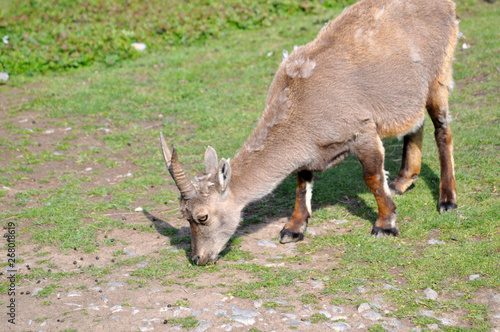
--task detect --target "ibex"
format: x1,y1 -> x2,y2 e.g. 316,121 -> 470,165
160,0 -> 459,265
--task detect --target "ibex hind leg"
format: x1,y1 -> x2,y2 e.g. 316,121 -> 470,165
279,170 -> 313,244
354,133 -> 399,236
389,123 -> 424,195
427,74 -> 457,213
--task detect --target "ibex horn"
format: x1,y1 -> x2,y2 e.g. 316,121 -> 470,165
160,133 -> 198,200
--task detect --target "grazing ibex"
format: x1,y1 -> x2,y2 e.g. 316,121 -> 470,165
160,0 -> 459,265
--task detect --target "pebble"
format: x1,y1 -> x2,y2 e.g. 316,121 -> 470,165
139,327 -> 153,332
437,318 -> 454,326
312,280 -> 324,289
282,313 -> 297,320
328,322 -> 351,331
362,310 -> 382,321
386,318 -> 406,328
257,239 -> 277,247
319,310 -> 331,318
230,316 -> 255,325
0,72 -> 9,83
31,287 -> 44,296
428,239 -> 446,245
469,274 -> 481,281
214,309 -> 227,316
253,299 -> 263,308
491,294 -> 500,302
136,262 -> 148,268
427,323 -> 440,330
287,320 -> 301,326
67,291 -> 82,297
111,316 -> 120,322
335,219 -> 349,224
356,286 -> 366,293
107,282 -> 123,287
305,228 -> 317,236
424,287 -> 438,300
232,307 -> 258,317
131,42 -> 147,51
358,303 -> 371,313
110,305 -> 123,313
124,250 -> 136,256
331,305 -> 344,313
195,321 -> 211,332
420,310 -> 435,317
135,207 -> 144,212
383,284 -> 399,290
88,304 -> 99,311
265,309 -> 277,314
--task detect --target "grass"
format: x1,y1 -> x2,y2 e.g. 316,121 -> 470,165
0,0 -> 498,330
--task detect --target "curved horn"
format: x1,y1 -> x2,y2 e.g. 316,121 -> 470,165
160,133 -> 198,200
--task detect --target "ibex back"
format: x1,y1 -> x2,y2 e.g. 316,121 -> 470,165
160,0 -> 459,265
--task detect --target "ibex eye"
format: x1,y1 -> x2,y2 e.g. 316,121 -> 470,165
198,215 -> 208,223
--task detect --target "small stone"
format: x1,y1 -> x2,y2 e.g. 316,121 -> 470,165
0,72 -> 9,84
44,129 -> 54,134
362,310 -> 382,321
136,262 -> 148,268
424,287 -> 438,300
32,287 -> 44,296
287,320 -> 301,326
231,316 -> 255,325
305,228 -> 317,236
312,280 -> 324,289
195,322 -> 211,332
131,43 -> 147,51
257,239 -> 277,247
319,310 -> 331,318
232,307 -> 258,317
383,284 -> 399,290
358,303 -> 371,313
139,327 -> 153,332
88,304 -> 100,311
469,274 -> 480,281
135,207 -> 143,212
356,286 -> 366,293
265,309 -> 277,314
253,299 -> 263,309
214,309 -> 227,316
490,294 -> 500,302
420,310 -> 435,317
437,318 -> 454,326
335,219 -> 349,224
427,323 -> 440,330
282,313 -> 297,320
68,291 -> 82,297
107,282 -> 123,287
124,250 -> 136,256
386,318 -> 405,328
85,167 -> 93,171
428,238 -> 446,245
111,316 -> 120,322
327,322 -> 351,331
111,305 -> 123,313
331,306 -> 344,313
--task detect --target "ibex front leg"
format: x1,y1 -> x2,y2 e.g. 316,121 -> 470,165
355,134 -> 399,236
279,170 -> 313,243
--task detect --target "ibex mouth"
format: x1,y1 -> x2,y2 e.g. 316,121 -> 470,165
192,254 -> 218,266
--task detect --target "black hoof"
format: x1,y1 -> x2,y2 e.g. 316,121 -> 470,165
279,229 -> 304,244
439,202 -> 457,214
371,227 -> 399,237
388,183 -> 403,196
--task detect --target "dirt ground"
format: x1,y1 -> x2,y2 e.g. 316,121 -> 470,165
1,86 -> 499,332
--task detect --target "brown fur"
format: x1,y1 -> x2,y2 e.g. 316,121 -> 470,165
161,0 -> 459,264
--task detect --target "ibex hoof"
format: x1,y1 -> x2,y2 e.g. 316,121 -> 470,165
279,229 -> 304,244
388,183 -> 403,196
371,227 -> 399,237
439,202 -> 457,214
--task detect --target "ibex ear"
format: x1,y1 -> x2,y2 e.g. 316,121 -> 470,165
218,158 -> 231,194
204,146 -> 218,178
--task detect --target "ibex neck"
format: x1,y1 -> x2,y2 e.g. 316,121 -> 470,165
228,141 -> 302,208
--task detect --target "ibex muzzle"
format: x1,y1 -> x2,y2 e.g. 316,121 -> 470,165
161,0 -> 459,265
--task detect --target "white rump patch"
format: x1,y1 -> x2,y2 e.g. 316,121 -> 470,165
305,181 -> 313,216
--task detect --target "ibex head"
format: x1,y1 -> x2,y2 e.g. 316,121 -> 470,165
160,133 -> 240,265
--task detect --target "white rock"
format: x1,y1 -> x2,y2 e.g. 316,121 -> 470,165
68,290 -> 82,297
362,310 -> 382,321
257,239 -> 277,247
358,303 -> 371,313
328,322 -> 351,331
424,287 -> 438,300
0,72 -> 8,83
428,239 -> 446,245
135,207 -> 144,212
469,274 -> 480,281
131,43 -> 147,51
